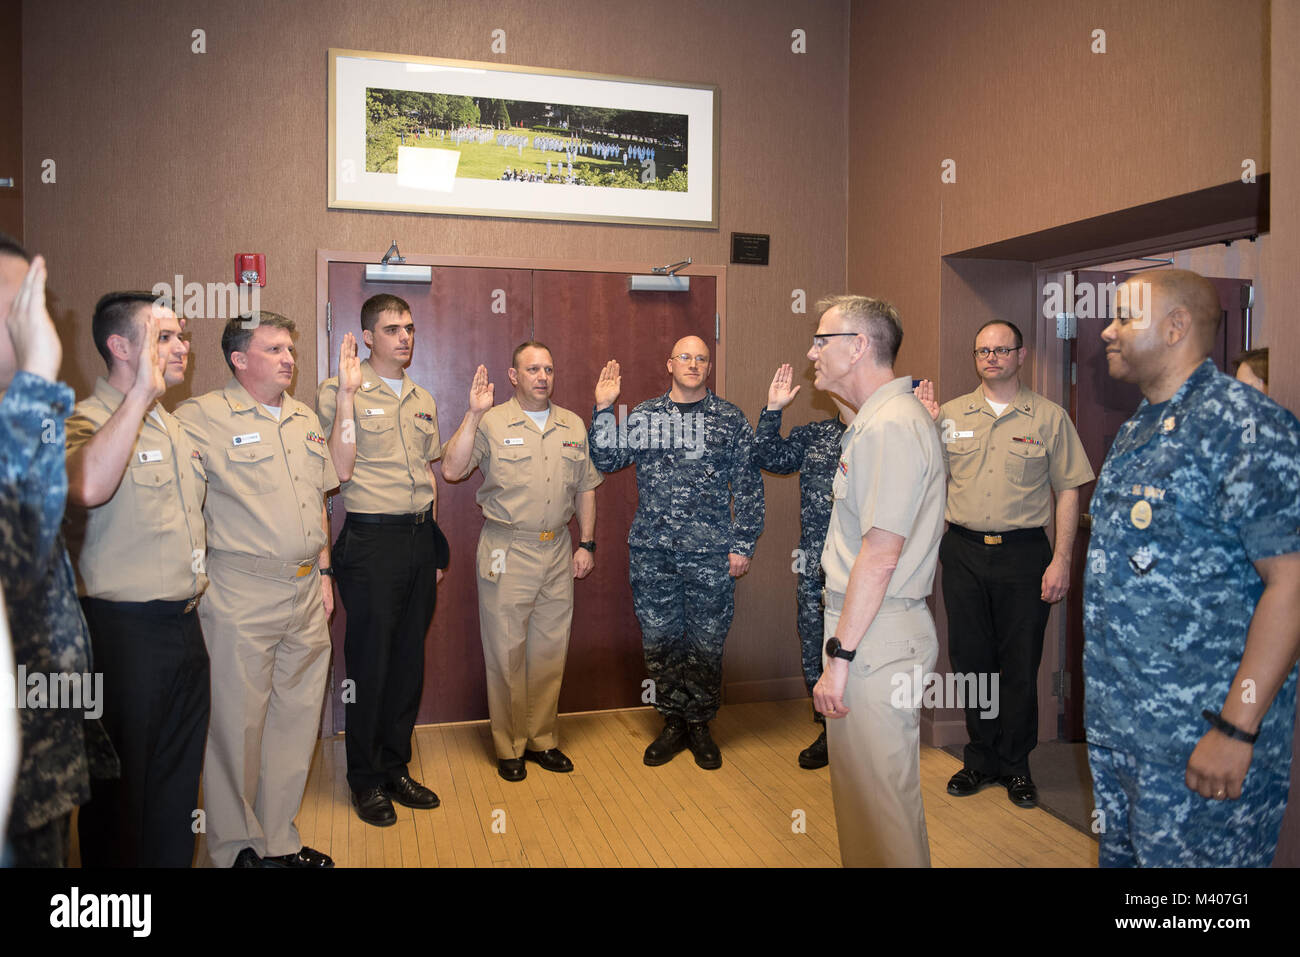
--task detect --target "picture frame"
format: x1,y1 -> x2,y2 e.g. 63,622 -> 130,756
328,48 -> 719,228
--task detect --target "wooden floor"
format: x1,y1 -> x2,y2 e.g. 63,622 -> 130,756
201,698 -> 1096,868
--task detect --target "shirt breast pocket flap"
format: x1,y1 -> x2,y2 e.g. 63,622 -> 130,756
500,445 -> 532,465
1006,443 -> 1048,484
225,444 -> 277,494
303,440 -> 328,469
129,461 -> 176,490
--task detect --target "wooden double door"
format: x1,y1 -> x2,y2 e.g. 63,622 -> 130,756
323,261 -> 718,732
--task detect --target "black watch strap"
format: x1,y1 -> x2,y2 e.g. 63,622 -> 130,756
825,637 -> 856,662
1202,709 -> 1259,744
319,567 -> 335,577
578,540 -> 596,553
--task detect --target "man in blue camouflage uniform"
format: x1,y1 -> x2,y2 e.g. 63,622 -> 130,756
0,241 -> 113,866
1086,269 -> 1300,867
590,336 -> 764,769
754,362 -> 849,769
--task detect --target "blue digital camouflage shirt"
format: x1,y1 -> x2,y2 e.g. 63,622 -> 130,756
1084,359 -> 1300,768
589,390 -> 764,555
0,372 -> 92,834
753,408 -> 846,575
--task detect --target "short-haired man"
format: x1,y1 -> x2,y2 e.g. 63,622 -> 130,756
64,292 -> 208,867
589,336 -> 764,769
317,294 -> 449,826
441,342 -> 601,781
0,240 -> 108,867
1086,269 -> 1300,866
810,295 -> 945,867
175,313 -> 338,868
913,320 -> 1093,808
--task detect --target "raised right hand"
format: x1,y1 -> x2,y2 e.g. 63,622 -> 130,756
767,363 -> 801,411
131,310 -> 166,402
469,363 -> 494,413
594,359 -> 621,410
339,332 -> 361,394
913,378 -> 940,421
5,256 -> 62,383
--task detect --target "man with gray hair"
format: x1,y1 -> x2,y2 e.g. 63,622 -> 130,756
175,313 -> 338,868
809,295 -> 946,867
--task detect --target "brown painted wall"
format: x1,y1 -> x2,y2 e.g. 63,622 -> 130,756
22,0 -> 849,699
0,0 -> 20,240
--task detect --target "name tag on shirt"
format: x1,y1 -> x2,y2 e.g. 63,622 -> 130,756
364,408 -> 385,416
232,432 -> 261,446
137,449 -> 163,463
503,437 -> 525,446
953,430 -> 974,439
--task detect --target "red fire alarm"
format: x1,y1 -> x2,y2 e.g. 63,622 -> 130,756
235,253 -> 266,286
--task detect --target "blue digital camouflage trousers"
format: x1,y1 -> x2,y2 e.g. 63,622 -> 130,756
796,571 -> 825,699
630,547 -> 735,723
1089,744 -> 1290,867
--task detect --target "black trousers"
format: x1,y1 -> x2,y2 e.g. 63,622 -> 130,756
77,597 -> 210,868
940,528 -> 1052,779
335,519 -> 439,791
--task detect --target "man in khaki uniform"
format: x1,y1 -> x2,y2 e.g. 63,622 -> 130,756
317,294 -> 449,827
809,295 -> 946,868
64,292 -> 207,867
914,319 -> 1094,808
175,312 -> 337,868
442,342 -> 601,782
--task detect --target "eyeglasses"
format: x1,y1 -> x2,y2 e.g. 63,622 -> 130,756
811,333 -> 859,350
973,346 -> 1018,358
671,354 -> 710,364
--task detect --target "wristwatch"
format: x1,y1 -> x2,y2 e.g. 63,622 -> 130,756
825,636 -> 856,662
577,540 -> 596,553
319,567 -> 335,577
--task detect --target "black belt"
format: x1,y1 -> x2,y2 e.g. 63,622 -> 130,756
948,524 -> 1046,546
83,595 -> 201,616
347,508 -> 434,526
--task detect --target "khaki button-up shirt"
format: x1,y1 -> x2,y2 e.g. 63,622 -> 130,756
175,378 -> 339,562
469,397 -> 602,532
821,377 -> 946,599
64,377 -> 207,602
316,360 -> 440,514
938,383 -> 1094,531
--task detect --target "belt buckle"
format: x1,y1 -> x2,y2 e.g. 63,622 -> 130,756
295,561 -> 315,578
983,534 -> 1003,546
413,511 -> 427,525
538,530 -> 555,542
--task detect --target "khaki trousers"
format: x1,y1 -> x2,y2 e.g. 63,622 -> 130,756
823,593 -> 937,868
199,553 -> 331,867
476,526 -> 573,760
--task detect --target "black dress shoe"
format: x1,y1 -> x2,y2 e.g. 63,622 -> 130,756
643,716 -> 688,766
351,785 -> 398,826
686,722 -> 722,770
384,774 -> 440,809
261,845 -> 334,868
798,728 -> 828,770
524,748 -> 574,773
232,847 -> 262,868
946,767 -> 996,796
1002,775 -> 1038,808
498,758 -> 527,782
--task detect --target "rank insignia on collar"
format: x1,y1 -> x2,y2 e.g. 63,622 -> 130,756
1129,546 -> 1156,575
1161,415 -> 1177,433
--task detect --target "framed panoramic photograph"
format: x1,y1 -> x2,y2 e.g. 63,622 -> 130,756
328,49 -> 719,228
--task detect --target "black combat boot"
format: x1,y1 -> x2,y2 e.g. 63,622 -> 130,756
798,728 -> 828,769
643,716 -> 688,766
686,721 -> 722,770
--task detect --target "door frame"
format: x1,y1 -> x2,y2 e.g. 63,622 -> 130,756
313,250 -> 727,736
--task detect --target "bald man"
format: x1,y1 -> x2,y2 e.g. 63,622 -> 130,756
1085,268 -> 1300,867
590,336 -> 764,769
